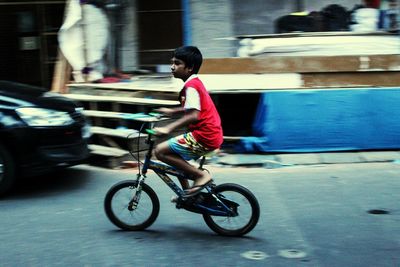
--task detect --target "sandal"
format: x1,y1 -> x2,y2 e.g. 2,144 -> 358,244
183,179 -> 213,198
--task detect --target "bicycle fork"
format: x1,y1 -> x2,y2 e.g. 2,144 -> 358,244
128,174 -> 146,211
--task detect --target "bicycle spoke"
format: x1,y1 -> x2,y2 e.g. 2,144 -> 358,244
105,180 -> 159,230
203,184 -> 259,236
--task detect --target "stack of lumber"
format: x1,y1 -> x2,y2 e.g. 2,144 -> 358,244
58,32 -> 400,167
64,77 -> 179,168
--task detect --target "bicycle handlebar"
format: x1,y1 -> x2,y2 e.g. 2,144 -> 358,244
148,112 -> 162,118
145,129 -> 157,135
142,111 -> 169,136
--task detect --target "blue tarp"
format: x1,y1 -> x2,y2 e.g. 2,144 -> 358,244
237,88 -> 400,153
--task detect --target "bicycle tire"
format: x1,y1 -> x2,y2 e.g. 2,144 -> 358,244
203,183 -> 260,236
104,180 -> 160,231
0,143 -> 16,197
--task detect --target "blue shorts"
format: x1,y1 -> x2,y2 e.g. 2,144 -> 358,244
168,132 -> 210,161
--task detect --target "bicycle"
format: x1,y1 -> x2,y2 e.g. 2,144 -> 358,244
104,113 -> 260,236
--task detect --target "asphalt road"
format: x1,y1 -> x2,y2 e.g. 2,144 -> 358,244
0,162 -> 399,267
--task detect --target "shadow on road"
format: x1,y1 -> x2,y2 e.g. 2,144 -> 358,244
105,226 -> 260,242
5,166 -> 92,199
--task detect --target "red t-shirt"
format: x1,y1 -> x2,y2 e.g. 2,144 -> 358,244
179,77 -> 223,149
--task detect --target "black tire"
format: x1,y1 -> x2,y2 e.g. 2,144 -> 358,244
0,143 -> 16,197
104,180 -> 160,231
203,183 -> 260,236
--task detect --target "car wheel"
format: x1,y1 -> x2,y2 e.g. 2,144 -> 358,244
0,143 -> 15,196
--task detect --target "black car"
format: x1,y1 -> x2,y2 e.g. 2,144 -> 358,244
0,81 -> 90,196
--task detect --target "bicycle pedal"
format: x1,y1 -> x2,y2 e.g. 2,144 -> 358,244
175,196 -> 189,207
178,195 -> 198,206
194,193 -> 205,204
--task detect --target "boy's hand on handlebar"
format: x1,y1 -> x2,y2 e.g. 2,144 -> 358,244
154,107 -> 174,116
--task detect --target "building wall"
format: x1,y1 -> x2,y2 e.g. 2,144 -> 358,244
190,0 -> 236,58
304,0 -> 360,12
125,0 -> 397,66
120,2 -> 138,72
189,0 -> 363,58
231,0 -> 296,35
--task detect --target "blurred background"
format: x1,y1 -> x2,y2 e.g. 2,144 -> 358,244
0,0 -> 398,88
0,0 -> 399,155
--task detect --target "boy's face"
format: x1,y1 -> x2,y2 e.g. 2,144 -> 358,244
170,57 -> 192,81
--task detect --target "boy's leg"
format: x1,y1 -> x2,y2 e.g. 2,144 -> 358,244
178,178 -> 190,190
155,142 -> 189,189
154,141 -> 211,190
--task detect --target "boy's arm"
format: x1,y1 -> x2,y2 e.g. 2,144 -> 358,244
154,106 -> 185,116
153,109 -> 199,135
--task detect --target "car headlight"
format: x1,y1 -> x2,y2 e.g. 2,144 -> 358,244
16,107 -> 75,126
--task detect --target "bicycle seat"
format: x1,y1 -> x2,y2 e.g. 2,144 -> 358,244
203,149 -> 220,158
198,149 -> 219,169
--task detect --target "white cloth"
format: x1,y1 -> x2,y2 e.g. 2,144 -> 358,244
58,0 -> 109,81
351,8 -> 379,32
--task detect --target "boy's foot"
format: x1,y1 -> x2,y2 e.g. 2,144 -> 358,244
183,180 -> 213,197
170,196 -> 178,203
183,173 -> 213,197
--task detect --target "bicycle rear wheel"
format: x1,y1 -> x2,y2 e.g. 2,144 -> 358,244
104,180 -> 160,231
203,183 -> 260,236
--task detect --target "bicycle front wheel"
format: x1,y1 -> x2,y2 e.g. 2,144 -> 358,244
104,180 -> 160,231
203,183 -> 260,236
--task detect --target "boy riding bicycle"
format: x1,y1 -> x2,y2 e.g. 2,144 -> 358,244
153,46 -> 223,197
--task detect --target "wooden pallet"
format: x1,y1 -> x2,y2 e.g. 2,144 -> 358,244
60,41 -> 399,167
88,144 -> 131,169
64,93 -> 179,106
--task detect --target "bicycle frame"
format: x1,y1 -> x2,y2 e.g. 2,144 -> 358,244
105,116 -> 259,236
132,120 -> 236,217
139,124 -> 187,197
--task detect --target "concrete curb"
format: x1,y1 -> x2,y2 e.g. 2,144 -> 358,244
216,151 -> 400,168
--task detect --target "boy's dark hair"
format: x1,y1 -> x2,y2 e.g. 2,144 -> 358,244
174,46 -> 203,74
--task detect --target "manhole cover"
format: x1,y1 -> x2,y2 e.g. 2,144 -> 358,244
278,249 -> 307,259
368,209 -> 390,215
240,251 -> 269,260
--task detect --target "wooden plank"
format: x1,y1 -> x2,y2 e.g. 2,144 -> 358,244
201,72 -> 400,92
66,71 -> 400,96
51,0 -> 71,93
89,144 -> 128,157
82,110 -> 164,122
51,50 -> 71,93
68,82 -> 180,93
88,144 -> 132,168
64,93 -> 179,106
200,74 -> 303,91
235,31 -> 396,39
67,86 -> 179,100
200,55 -> 400,74
90,126 -> 140,138
98,135 -> 122,150
302,72 -> 400,88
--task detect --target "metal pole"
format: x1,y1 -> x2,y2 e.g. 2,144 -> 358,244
181,0 -> 192,45
80,2 -> 88,82
295,0 -> 304,12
